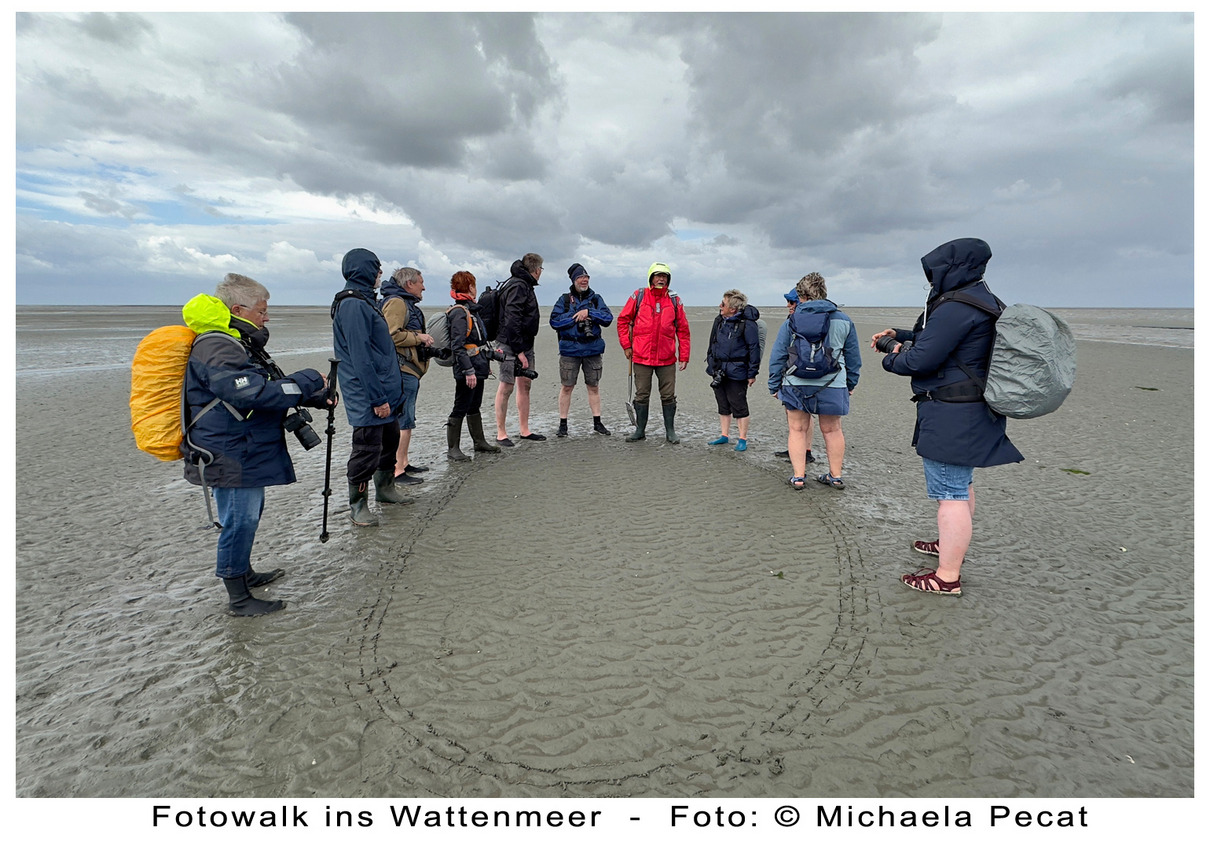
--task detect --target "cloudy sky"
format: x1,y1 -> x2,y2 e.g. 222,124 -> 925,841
13,11 -> 1194,308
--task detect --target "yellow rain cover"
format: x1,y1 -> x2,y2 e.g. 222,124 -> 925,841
130,324 -> 197,460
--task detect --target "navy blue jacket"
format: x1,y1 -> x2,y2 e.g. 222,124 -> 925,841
549,285 -> 614,357
883,238 -> 1023,467
706,305 -> 762,381
332,248 -> 403,427
183,318 -> 325,488
497,260 -> 541,353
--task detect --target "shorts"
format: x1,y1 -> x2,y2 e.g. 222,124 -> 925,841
496,344 -> 535,386
712,376 -> 750,418
559,355 -> 603,387
922,458 -> 974,501
779,384 -> 849,416
398,373 -> 420,430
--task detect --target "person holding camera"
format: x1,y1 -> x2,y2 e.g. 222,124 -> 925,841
705,289 -> 761,451
872,238 -> 1023,597
332,248 -> 410,527
494,253 -> 545,446
549,263 -> 614,437
767,272 -> 861,490
381,266 -> 435,485
617,262 -> 691,443
182,274 -> 332,616
445,270 -> 501,461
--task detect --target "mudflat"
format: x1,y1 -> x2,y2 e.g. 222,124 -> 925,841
14,305 -> 1193,797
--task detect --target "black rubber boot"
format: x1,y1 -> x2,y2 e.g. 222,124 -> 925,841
467,413 -> 500,453
373,469 -> 412,505
626,403 -> 649,442
447,416 -> 471,462
662,402 -> 680,444
223,574 -> 285,616
349,480 -> 379,527
246,566 -> 284,588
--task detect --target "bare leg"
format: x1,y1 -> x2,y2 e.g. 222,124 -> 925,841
737,415 -> 749,440
394,428 -> 412,473
719,414 -> 732,438
559,384 -> 574,420
494,381 -> 513,441
818,414 -> 845,477
586,384 -> 602,416
936,499 -> 972,583
516,377 -> 532,436
787,409 -> 810,477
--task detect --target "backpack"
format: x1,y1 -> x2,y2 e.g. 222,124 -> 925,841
426,305 -> 471,367
476,279 -> 518,342
130,326 -> 242,460
786,309 -> 841,380
938,291 -> 1076,419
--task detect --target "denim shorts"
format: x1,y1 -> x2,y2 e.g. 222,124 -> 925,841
398,373 -> 420,430
779,384 -> 848,416
922,457 -> 974,501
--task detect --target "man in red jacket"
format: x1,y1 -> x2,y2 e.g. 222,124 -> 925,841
616,262 -> 691,443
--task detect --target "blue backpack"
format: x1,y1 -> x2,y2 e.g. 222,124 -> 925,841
787,309 -> 841,379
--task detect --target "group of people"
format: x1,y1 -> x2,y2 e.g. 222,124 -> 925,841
181,238 -> 1020,615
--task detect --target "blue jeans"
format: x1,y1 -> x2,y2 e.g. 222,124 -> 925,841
399,373 -> 420,430
213,486 -> 265,579
922,458 -> 974,501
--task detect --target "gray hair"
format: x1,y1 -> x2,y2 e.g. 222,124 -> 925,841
721,288 -> 748,311
796,272 -> 827,301
216,273 -> 269,310
392,267 -> 422,287
521,252 -> 544,275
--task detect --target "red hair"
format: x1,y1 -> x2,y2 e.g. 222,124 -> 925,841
450,271 -> 476,294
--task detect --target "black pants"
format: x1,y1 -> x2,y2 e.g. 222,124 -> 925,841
451,376 -> 486,418
347,420 -> 400,484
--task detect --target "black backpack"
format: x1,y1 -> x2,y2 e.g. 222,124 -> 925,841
787,308 -> 841,380
475,279 -> 518,342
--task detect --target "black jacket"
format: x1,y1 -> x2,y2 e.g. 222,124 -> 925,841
497,259 -> 541,352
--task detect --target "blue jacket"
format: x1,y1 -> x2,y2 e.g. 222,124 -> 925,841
182,311 -> 325,488
332,248 -> 403,427
883,238 -> 1023,467
767,299 -> 861,393
706,304 -> 761,381
549,285 -> 614,357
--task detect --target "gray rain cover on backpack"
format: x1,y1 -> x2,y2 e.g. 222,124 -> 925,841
984,304 -> 1076,419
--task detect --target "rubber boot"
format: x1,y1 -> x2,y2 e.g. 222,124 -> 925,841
246,566 -> 284,588
467,413 -> 500,453
349,480 -> 379,527
626,402 -> 649,442
446,416 -> 471,462
662,402 -> 680,444
223,574 -> 285,616
373,469 -> 412,505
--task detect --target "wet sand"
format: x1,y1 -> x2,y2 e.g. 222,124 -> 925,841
14,306 -> 1193,797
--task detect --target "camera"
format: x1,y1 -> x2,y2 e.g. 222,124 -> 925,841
710,372 -> 725,388
479,345 -> 538,380
576,318 -> 594,338
874,334 -> 901,354
417,344 -> 451,362
283,408 -> 322,450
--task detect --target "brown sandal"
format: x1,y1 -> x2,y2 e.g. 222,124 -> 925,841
901,567 -> 962,596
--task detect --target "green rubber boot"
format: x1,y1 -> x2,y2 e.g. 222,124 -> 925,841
662,402 -> 680,444
467,413 -> 500,453
447,415 -> 472,462
373,469 -> 412,505
626,402 -> 649,442
349,480 -> 379,527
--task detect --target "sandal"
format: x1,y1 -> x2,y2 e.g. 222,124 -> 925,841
816,472 -> 845,489
912,539 -> 940,557
901,567 -> 962,596
789,476 -> 805,490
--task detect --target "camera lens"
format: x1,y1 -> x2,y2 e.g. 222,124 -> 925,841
875,334 -> 899,353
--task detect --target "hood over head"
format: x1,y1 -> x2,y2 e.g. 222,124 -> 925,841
510,259 -> 539,285
739,304 -> 761,321
182,293 -> 241,338
921,238 -> 992,298
646,261 -> 672,286
342,248 -> 382,291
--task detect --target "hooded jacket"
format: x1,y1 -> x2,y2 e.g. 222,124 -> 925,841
380,277 -> 429,379
181,294 -> 325,488
883,238 -> 1023,467
332,248 -> 404,427
706,304 -> 761,381
549,283 -> 614,358
616,262 -> 691,366
496,259 -> 541,352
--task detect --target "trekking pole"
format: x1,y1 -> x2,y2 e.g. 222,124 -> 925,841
319,357 -> 340,543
